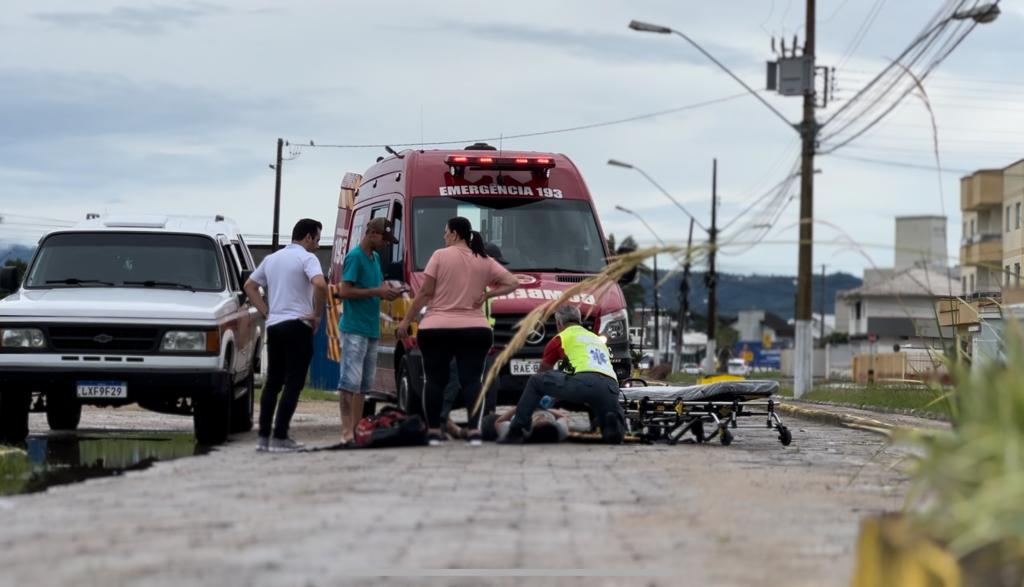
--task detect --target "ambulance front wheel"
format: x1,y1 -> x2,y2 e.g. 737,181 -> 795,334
397,356 -> 423,420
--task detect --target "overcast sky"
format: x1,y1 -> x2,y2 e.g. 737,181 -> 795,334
1,0 -> 1021,277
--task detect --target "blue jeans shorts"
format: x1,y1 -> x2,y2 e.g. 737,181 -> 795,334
338,332 -> 379,394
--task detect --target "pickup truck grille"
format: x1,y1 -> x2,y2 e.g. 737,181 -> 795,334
491,314 -> 596,348
47,325 -> 160,353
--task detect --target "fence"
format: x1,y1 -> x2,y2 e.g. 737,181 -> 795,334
851,350 -> 947,384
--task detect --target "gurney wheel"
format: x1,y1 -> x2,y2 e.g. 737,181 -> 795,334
778,426 -> 792,446
720,428 -> 733,446
692,421 -> 705,443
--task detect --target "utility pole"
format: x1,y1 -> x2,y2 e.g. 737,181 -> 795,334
672,218 -> 695,372
271,137 -> 284,250
652,253 -> 660,365
794,0 -> 817,398
705,159 -> 718,374
819,263 -> 827,346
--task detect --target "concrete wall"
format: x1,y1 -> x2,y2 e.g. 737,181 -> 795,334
780,348 -> 826,378
834,296 -> 852,334
825,343 -> 854,380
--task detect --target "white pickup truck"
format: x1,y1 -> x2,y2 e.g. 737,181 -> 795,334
0,215 -> 264,445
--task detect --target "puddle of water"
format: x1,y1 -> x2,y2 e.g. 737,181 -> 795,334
0,432 -> 207,496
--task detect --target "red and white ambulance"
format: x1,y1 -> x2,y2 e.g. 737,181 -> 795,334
328,143 -> 633,413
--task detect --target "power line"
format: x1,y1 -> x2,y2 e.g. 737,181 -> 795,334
0,213 -> 75,225
819,3 -> 991,154
826,152 -> 973,173
290,93 -> 750,150
835,0 -> 889,70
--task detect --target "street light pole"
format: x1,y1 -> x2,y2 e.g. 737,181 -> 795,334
673,218 -> 695,372
615,204 -> 666,366
271,137 -> 284,250
706,159 -> 718,374
608,160 -> 708,233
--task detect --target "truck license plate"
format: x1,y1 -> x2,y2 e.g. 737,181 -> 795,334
510,359 -> 540,376
76,381 -> 128,399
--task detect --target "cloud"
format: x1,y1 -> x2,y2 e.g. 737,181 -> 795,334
405,21 -> 754,66
33,2 -> 227,35
0,68 -> 317,143
0,68 -> 323,202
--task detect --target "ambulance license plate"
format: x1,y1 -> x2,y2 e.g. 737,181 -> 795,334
77,381 -> 128,399
510,359 -> 540,376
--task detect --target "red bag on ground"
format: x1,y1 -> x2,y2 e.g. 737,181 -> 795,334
354,406 -> 428,448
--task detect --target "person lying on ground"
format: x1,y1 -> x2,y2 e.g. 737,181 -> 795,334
483,408 -> 570,444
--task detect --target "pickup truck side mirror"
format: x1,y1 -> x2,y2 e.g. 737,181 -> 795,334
382,261 -> 403,281
615,245 -> 638,286
0,266 -> 19,292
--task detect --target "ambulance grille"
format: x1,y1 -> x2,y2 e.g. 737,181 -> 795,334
490,315 -> 596,348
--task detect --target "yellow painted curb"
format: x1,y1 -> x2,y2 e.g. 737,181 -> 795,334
776,403 -> 897,438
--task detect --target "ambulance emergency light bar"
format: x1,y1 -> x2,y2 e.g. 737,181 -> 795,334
445,154 -> 556,177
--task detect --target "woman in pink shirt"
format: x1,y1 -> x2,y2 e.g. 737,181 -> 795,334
397,217 -> 518,445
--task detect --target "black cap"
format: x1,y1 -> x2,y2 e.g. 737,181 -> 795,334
484,242 -> 509,265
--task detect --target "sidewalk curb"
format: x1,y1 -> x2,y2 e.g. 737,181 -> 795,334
776,402 -> 897,438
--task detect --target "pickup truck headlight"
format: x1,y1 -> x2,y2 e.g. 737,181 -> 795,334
598,309 -> 629,342
1,328 -> 46,348
160,330 -> 213,352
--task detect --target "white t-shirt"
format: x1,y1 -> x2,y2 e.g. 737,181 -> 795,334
249,243 -> 323,327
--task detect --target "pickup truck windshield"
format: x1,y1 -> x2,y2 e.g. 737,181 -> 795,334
25,233 -> 224,291
412,198 -> 607,273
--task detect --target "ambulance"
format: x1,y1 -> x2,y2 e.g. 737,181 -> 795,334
328,143 -> 633,413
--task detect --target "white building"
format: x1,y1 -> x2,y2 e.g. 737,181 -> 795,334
835,265 -> 961,353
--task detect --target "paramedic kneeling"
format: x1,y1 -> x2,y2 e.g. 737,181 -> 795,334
501,305 -> 625,444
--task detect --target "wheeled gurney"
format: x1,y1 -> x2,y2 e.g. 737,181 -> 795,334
619,379 -> 792,446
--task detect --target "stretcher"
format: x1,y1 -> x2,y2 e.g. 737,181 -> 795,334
619,379 -> 792,446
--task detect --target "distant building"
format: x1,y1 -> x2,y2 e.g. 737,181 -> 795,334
835,265 -> 961,353
895,215 -> 948,271
734,309 -> 794,370
960,167 -> 1004,294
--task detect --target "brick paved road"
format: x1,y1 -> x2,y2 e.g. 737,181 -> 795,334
0,402 -> 911,586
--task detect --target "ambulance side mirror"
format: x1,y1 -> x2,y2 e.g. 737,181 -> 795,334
0,267 -> 19,292
615,245 -> 638,285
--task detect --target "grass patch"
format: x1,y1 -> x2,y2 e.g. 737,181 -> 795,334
803,385 -> 952,418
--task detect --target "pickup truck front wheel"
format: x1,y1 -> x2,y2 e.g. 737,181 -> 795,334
0,390 -> 31,444
46,392 -> 82,431
193,383 -> 232,445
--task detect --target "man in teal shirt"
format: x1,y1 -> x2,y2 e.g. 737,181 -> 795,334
334,217 -> 401,444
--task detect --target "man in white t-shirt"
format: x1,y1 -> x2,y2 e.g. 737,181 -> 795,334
243,219 -> 328,452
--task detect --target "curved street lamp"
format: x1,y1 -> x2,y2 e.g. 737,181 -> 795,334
615,204 -> 666,366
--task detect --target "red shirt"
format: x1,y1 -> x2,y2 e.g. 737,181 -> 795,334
541,335 -> 566,368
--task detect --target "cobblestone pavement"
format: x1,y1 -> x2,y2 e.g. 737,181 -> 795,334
0,401 -> 912,587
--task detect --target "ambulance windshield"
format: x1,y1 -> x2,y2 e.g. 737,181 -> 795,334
412,198 -> 607,273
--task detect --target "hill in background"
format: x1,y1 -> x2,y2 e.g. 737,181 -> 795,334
638,270 -> 863,321
0,245 -> 34,265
